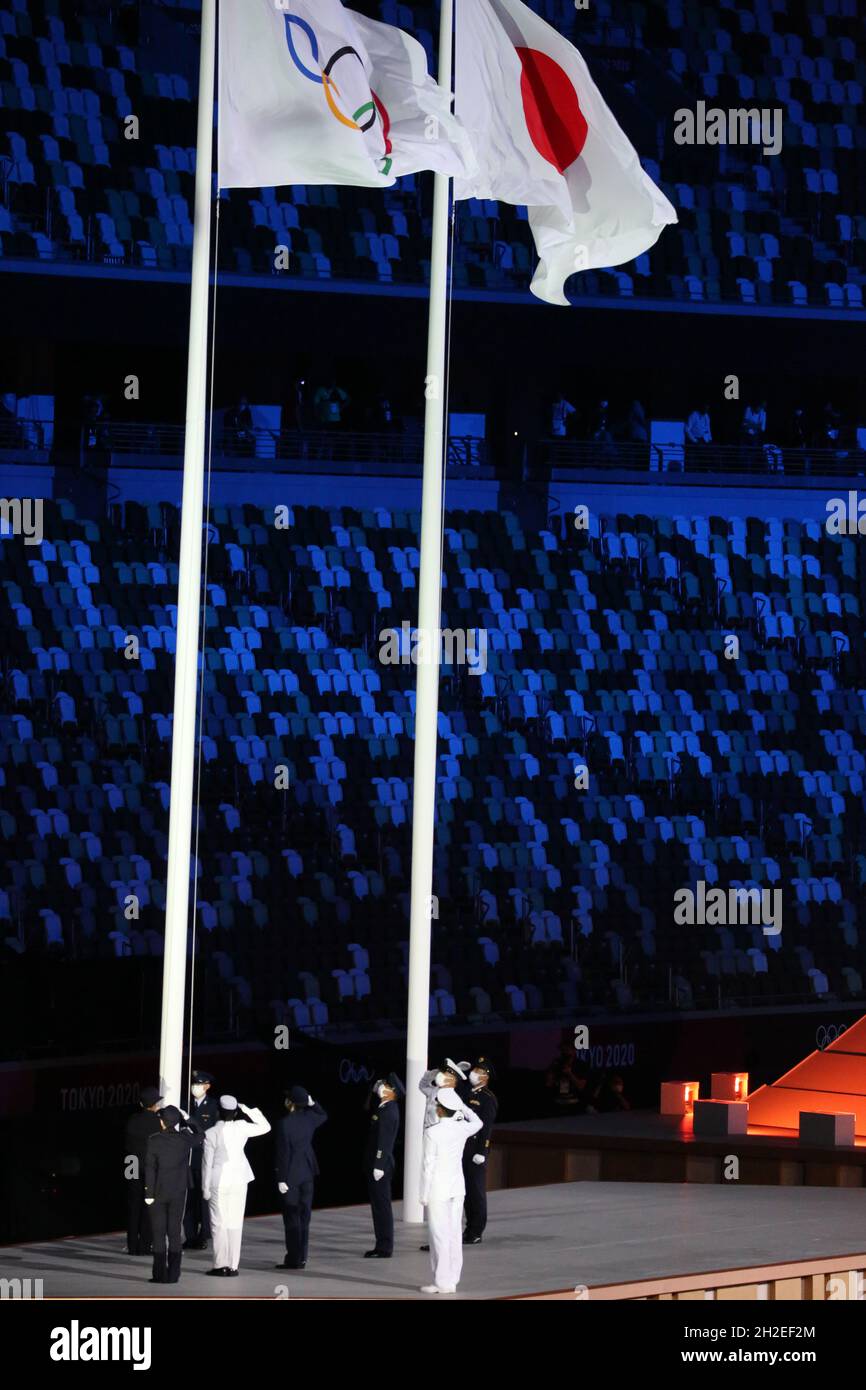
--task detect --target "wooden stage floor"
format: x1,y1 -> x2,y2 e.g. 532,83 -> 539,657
5,1181 -> 866,1300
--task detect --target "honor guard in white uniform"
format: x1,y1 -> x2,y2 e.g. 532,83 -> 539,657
202,1095 -> 271,1276
419,1057 -> 469,1128
419,1088 -> 482,1294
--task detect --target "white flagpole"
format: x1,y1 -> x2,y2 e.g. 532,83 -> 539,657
158,0 -> 216,1106
403,0 -> 454,1224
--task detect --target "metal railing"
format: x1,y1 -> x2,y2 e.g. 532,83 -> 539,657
0,417 -> 49,450
82,422 -> 487,469
546,438 -> 866,477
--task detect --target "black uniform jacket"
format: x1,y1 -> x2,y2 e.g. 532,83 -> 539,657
144,1122 -> 204,1201
274,1103 -> 328,1187
187,1093 -> 220,1170
363,1100 -> 400,1177
463,1088 -> 498,1160
124,1109 -> 162,1174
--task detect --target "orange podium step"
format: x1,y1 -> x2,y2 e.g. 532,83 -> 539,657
748,1013 -> 866,1134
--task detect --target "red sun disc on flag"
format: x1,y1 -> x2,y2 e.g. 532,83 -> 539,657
516,47 -> 588,174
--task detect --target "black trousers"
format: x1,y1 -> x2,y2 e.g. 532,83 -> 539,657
463,1156 -> 488,1239
126,1177 -> 152,1254
367,1170 -> 394,1254
280,1182 -> 314,1266
183,1166 -> 211,1241
150,1195 -> 186,1282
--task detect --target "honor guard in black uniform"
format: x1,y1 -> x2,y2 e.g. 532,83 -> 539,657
363,1072 -> 404,1259
274,1085 -> 328,1270
184,1068 -> 219,1248
462,1057 -> 498,1244
124,1085 -> 162,1255
144,1106 -> 204,1284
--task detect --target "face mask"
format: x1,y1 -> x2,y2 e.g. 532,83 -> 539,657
375,1083 -> 387,1099
191,1084 -> 206,1099
434,1071 -> 447,1087
469,1071 -> 482,1087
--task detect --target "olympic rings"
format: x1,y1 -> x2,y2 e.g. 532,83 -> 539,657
282,13 -> 393,171
815,1022 -> 847,1051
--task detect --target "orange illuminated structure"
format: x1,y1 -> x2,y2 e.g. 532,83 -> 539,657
749,1013 -> 866,1135
660,1081 -> 699,1116
711,1071 -> 749,1101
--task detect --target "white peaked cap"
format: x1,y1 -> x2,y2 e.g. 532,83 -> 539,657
445,1057 -> 468,1078
220,1094 -> 238,1110
436,1089 -> 462,1111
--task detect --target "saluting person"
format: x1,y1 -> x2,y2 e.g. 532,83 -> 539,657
184,1068 -> 219,1249
416,1058 -> 470,1253
462,1058 -> 498,1245
420,1089 -> 482,1295
202,1096 -> 271,1277
419,1058 -> 469,1128
363,1072 -> 404,1259
123,1085 -> 162,1256
274,1086 -> 327,1270
144,1106 -> 204,1284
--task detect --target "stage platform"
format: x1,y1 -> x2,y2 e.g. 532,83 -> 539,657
491,1111 -> 866,1190
5,1182 -> 866,1301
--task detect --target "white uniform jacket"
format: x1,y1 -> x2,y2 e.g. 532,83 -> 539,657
202,1106 -> 271,1198
420,1069 -> 443,1129
419,1101 -> 483,1204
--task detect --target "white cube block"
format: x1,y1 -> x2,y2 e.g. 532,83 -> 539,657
799,1111 -> 856,1147
693,1099 -> 749,1137
660,1081 -> 699,1116
711,1071 -> 749,1101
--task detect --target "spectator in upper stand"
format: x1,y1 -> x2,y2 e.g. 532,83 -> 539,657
551,392 -> 576,438
741,398 -> 767,444
591,398 -> 613,444
821,401 -> 842,446
785,405 -> 809,450
626,399 -> 648,443
290,378 -> 309,433
226,395 -> 255,455
0,393 -> 23,448
685,402 -> 712,445
82,394 -> 109,451
314,378 -> 350,427
373,393 -> 394,430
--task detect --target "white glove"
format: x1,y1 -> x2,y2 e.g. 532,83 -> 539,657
473,1154 -> 486,1165
238,1102 -> 251,1114
278,1183 -> 288,1194
202,1192 -> 211,1202
373,1168 -> 385,1182
307,1096 -> 315,1107
144,1198 -> 154,1206
178,1108 -> 189,1121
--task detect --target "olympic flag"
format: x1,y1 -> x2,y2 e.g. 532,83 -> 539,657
454,0 -> 677,305
218,0 -> 474,190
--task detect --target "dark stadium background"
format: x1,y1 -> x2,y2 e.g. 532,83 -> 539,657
1,0 -> 865,1243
